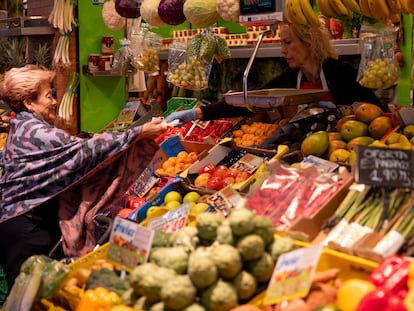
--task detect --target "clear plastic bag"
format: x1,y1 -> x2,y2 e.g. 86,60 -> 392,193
167,40 -> 212,91
357,23 -> 400,90
111,38 -> 134,76
131,25 -> 163,74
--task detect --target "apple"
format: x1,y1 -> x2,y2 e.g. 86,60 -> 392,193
222,176 -> 235,187
198,163 -> 216,175
206,176 -> 224,190
212,165 -> 229,179
194,173 -> 212,188
235,171 -> 252,183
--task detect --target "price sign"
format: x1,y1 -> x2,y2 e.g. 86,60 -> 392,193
355,145 -> 414,189
148,203 -> 190,233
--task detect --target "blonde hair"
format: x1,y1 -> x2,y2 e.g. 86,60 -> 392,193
0,65 -> 55,113
283,22 -> 339,64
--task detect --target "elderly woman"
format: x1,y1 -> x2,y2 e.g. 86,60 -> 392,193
0,65 -> 167,288
166,22 -> 383,123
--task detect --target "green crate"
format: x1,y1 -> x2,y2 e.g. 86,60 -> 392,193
161,97 -> 198,117
0,265 -> 8,306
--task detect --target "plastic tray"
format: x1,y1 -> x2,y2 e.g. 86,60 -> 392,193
224,88 -> 328,109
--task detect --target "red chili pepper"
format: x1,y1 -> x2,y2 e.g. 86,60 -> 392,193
383,260 -> 410,294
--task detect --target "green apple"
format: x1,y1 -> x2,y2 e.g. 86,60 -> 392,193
164,191 -> 182,204
183,191 -> 201,203
190,202 -> 209,214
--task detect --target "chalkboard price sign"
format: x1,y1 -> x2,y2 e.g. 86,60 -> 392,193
355,145 -> 414,189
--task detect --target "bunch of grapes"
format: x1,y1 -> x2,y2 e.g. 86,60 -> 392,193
359,58 -> 399,90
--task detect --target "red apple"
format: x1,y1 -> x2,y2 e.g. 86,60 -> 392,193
212,165 -> 229,179
194,173 -> 212,188
235,171 -> 252,183
206,176 -> 224,190
198,163 -> 216,175
222,176 -> 235,187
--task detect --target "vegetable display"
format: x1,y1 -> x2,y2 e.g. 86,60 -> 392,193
183,0 -> 221,28
157,0 -> 186,25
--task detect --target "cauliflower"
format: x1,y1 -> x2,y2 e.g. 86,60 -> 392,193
196,212 -> 222,243
208,244 -> 242,280
215,222 -> 235,245
187,248 -> 218,289
216,0 -> 239,22
269,236 -> 296,262
236,234 -> 265,262
130,264 -> 176,303
232,270 -> 257,300
102,0 -> 126,30
160,275 -> 197,310
246,252 -> 275,283
200,280 -> 238,311
169,226 -> 200,251
228,207 -> 255,237
149,246 -> 189,274
252,215 -> 275,246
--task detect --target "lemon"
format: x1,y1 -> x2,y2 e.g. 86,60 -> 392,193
164,191 -> 182,204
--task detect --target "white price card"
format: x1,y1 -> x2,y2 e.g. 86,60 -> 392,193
264,244 -> 323,305
107,216 -> 154,270
148,203 -> 190,233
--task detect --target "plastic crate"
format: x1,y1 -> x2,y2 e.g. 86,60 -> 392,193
0,265 -> 8,306
161,97 -> 198,117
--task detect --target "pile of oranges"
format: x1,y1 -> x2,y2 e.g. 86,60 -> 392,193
155,150 -> 199,175
232,119 -> 289,147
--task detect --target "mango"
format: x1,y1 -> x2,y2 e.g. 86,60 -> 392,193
340,120 -> 369,142
368,116 -> 393,140
386,132 -> 402,145
329,148 -> 351,163
301,131 -> 329,157
328,139 -> 348,156
403,125 -> 414,140
346,136 -> 375,152
354,102 -> 383,123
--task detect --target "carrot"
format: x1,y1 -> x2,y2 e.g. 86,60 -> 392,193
274,299 -> 312,311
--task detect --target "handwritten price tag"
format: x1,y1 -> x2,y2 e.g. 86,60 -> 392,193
148,203 -> 190,233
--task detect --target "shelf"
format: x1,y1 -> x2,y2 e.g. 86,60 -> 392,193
82,65 -> 134,77
0,16 -> 55,37
158,39 -> 361,60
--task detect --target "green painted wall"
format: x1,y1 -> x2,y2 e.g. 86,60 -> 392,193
78,1 -> 126,133
396,14 -> 412,106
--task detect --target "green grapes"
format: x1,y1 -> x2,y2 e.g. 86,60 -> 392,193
359,58 -> 399,90
168,57 -> 209,90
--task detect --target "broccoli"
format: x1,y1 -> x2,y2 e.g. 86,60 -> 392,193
196,212 -> 222,243
215,222 -> 235,245
236,234 -> 265,262
200,280 -> 238,311
85,268 -> 130,296
149,246 -> 189,274
187,248 -> 218,289
246,252 -> 275,283
208,244 -> 242,280
160,275 -> 197,310
269,236 -> 296,262
252,215 -> 275,246
232,270 -> 258,300
228,207 -> 255,237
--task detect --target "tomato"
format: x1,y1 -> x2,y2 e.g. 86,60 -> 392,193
128,197 -> 146,210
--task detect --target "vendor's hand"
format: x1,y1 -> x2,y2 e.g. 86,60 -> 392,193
165,109 -> 196,124
141,118 -> 168,139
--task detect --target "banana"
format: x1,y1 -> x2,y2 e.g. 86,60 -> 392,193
317,0 -> 341,18
286,0 -> 308,26
359,0 -> 376,18
367,0 -> 390,20
330,0 -> 352,19
399,0 -> 411,14
300,0 -> 321,28
341,0 -> 361,13
386,0 -> 401,14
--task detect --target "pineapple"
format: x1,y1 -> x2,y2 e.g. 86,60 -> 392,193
32,43 -> 51,68
0,37 -> 26,72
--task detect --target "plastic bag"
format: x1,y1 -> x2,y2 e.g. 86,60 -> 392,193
167,40 -> 212,91
357,23 -> 400,90
111,38 -> 134,76
131,25 -> 163,74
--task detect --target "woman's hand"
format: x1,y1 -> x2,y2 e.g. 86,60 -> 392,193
140,118 -> 168,139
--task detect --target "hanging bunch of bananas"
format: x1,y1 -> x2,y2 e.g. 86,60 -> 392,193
285,0 -> 320,28
359,0 -> 414,23
315,0 -> 359,20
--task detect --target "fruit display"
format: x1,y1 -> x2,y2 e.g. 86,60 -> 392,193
168,56 -> 210,90
358,58 -> 400,90
231,121 -> 282,147
182,119 -> 235,143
